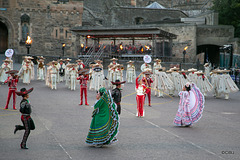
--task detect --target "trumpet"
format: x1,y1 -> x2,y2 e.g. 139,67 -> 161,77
121,66 -> 124,70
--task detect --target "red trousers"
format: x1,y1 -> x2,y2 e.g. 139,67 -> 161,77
80,87 -> 88,105
136,95 -> 145,117
145,89 -> 151,106
5,88 -> 16,109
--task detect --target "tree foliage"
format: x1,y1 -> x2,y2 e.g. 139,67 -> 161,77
212,0 -> 240,37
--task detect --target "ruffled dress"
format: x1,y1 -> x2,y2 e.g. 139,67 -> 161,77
86,88 -> 119,145
174,84 -> 205,126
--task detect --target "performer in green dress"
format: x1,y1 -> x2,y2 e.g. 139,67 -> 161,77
86,87 -> 119,147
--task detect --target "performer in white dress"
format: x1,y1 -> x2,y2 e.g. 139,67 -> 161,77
188,68 -> 198,83
22,60 -> 32,85
126,60 -> 136,83
0,59 -> 11,83
169,67 -> 181,96
154,67 -> 173,97
93,64 -> 105,91
204,63 -> 211,80
195,71 -> 213,96
217,69 -> 239,99
64,58 -> 71,86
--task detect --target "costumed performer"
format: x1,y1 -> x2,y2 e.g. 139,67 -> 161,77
111,79 -> 126,115
142,69 -> 153,107
174,82 -> 205,127
135,72 -> 146,117
14,87 -> 35,149
86,87 -> 119,147
77,69 -> 89,105
4,70 -> 19,110
126,60 -> 136,83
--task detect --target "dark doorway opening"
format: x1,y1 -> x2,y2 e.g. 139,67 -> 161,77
0,21 -> 8,54
197,45 -> 220,67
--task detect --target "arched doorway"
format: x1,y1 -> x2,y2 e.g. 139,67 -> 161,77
0,21 -> 8,54
197,45 -> 220,68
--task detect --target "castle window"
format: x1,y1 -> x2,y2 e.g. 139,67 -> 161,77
2,0 -> 9,8
56,29 -> 58,38
135,17 -> 144,25
65,30 -> 68,39
21,14 -> 30,42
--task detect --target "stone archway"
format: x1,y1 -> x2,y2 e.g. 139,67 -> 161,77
0,16 -> 15,54
197,44 -> 220,67
0,21 -> 8,54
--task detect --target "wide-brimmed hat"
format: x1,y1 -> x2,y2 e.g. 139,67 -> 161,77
76,59 -> 83,62
111,79 -> 126,85
155,67 -> 165,71
58,59 -> 64,62
143,68 -> 153,75
51,60 -> 58,65
3,59 -> 11,63
16,87 -> 34,96
195,71 -> 204,75
78,69 -> 89,74
204,63 -> 209,67
65,58 -> 72,61
154,59 -> 161,62
24,56 -> 34,59
127,60 -> 134,63
110,58 -> 118,61
38,59 -> 44,62
67,64 -> 77,68
37,56 -> 45,60
170,66 -> 179,71
188,68 -> 197,72
179,69 -> 187,73
5,70 -> 18,74
222,69 -> 231,73
166,70 -> 172,73
94,60 -> 103,63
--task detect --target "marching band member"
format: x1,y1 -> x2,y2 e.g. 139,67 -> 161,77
45,62 -> 51,87
142,69 -> 153,107
141,62 -> 151,72
136,72 -> 146,117
110,58 -> 118,65
107,64 -> 114,88
126,60 -> 136,83
4,70 -> 19,110
57,59 -> 65,82
153,59 -> 162,75
0,59 -> 11,83
77,69 -> 89,105
37,59 -> 45,81
22,60 -> 32,85
93,64 -> 105,91
115,64 -> 124,87
64,58 -> 71,86
68,64 -> 78,91
89,63 -> 95,90
49,61 -> 58,90
76,59 -> 85,72
210,69 -> 221,97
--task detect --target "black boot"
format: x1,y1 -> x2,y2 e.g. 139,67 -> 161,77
14,125 -> 18,134
20,143 -> 28,149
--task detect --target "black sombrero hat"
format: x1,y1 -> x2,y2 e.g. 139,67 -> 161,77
16,88 -> 34,96
5,70 -> 18,74
111,80 -> 126,85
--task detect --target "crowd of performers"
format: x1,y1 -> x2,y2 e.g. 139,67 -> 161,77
1,55 -> 239,148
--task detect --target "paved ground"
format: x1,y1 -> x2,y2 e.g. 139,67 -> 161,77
0,57 -> 240,160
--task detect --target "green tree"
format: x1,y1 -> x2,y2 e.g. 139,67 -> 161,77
212,0 -> 240,37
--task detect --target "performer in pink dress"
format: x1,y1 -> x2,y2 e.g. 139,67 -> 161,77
174,82 -> 205,127
4,70 -> 19,110
135,72 -> 146,117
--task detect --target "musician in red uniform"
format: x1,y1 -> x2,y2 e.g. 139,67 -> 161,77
4,70 -> 19,110
142,69 -> 153,107
77,69 -> 89,105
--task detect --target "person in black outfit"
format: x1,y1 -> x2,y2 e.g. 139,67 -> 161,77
14,87 -> 35,149
111,80 -> 126,115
